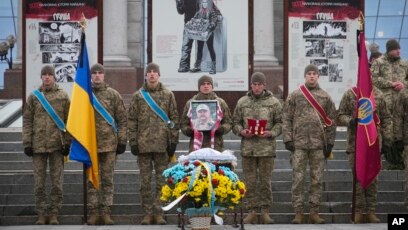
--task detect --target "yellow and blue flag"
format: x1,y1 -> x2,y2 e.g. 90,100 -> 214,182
67,33 -> 99,189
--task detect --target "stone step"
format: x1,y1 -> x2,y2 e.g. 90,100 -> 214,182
0,158 -> 360,171
0,170 -> 404,185
1,180 -> 403,196
0,128 -> 349,141
0,149 -> 355,162
0,212 -> 392,225
0,139 -> 350,153
1,190 -> 404,206
1,202 -> 404,217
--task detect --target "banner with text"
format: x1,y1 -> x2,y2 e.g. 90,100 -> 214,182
287,0 -> 361,106
24,0 -> 100,98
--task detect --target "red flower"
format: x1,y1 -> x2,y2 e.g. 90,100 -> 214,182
239,188 -> 245,194
193,161 -> 200,166
167,177 -> 174,184
212,179 -> 219,186
183,177 -> 188,183
218,169 -> 225,175
202,169 -> 207,175
212,161 -> 218,165
184,161 -> 189,166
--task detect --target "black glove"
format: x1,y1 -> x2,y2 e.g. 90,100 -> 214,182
207,23 -> 216,32
381,145 -> 392,156
349,118 -> 357,127
323,144 -> 333,159
24,147 -> 33,157
116,143 -> 127,155
394,140 -> 405,152
167,143 -> 177,158
184,127 -> 194,137
62,144 -> 70,156
130,145 -> 139,156
285,141 -> 295,152
215,127 -> 225,136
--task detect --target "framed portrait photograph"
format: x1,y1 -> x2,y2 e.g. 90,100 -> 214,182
190,100 -> 219,131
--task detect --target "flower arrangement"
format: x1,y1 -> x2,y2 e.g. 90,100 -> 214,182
160,159 -> 246,211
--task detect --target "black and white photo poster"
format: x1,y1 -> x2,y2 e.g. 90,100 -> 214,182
24,0 -> 101,97
287,0 -> 361,106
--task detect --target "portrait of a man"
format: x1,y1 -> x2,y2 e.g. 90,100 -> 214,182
191,100 -> 218,131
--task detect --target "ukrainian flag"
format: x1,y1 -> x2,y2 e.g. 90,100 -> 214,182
67,33 -> 99,189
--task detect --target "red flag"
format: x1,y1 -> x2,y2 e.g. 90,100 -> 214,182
355,32 -> 381,189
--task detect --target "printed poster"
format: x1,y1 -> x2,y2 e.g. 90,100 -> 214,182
151,0 -> 250,91
287,0 -> 361,106
24,0 -> 101,98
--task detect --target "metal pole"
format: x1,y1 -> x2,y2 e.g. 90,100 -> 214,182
9,46 -> 13,69
351,151 -> 356,223
83,164 -> 88,224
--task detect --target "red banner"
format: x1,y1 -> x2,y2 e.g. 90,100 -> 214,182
355,32 -> 381,189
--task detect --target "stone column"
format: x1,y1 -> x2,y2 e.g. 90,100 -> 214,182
14,0 -> 22,69
103,0 -> 132,66
253,0 -> 278,67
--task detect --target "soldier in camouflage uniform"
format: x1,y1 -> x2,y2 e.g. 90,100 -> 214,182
282,65 -> 336,224
86,64 -> 127,225
337,87 -> 392,223
393,88 -> 408,209
128,63 -> 179,225
22,65 -> 71,225
232,72 -> 282,224
180,75 -> 232,152
371,39 -> 408,170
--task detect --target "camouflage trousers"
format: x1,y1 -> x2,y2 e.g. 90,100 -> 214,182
138,152 -> 168,215
242,156 -> 274,211
87,151 -> 116,215
32,151 -> 64,215
347,152 -> 378,212
291,149 -> 324,213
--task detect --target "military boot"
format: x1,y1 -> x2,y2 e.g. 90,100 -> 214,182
353,212 -> 363,224
87,215 -> 99,225
102,214 -> 114,225
190,61 -> 201,73
141,215 -> 154,225
309,212 -> 325,224
48,215 -> 59,225
260,209 -> 274,224
366,212 -> 380,223
291,212 -> 304,224
154,214 -> 167,225
209,61 -> 216,74
35,214 -> 47,225
243,210 -> 258,224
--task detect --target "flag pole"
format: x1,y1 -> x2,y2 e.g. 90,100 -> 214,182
79,14 -> 88,225
83,164 -> 88,224
351,12 -> 365,223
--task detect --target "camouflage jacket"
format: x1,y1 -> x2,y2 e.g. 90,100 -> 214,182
92,83 -> 127,152
371,54 -> 408,106
282,84 -> 336,149
22,84 -> 70,153
337,87 -> 392,152
232,90 -> 282,157
393,88 -> 408,144
180,92 -> 232,152
128,82 -> 179,153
